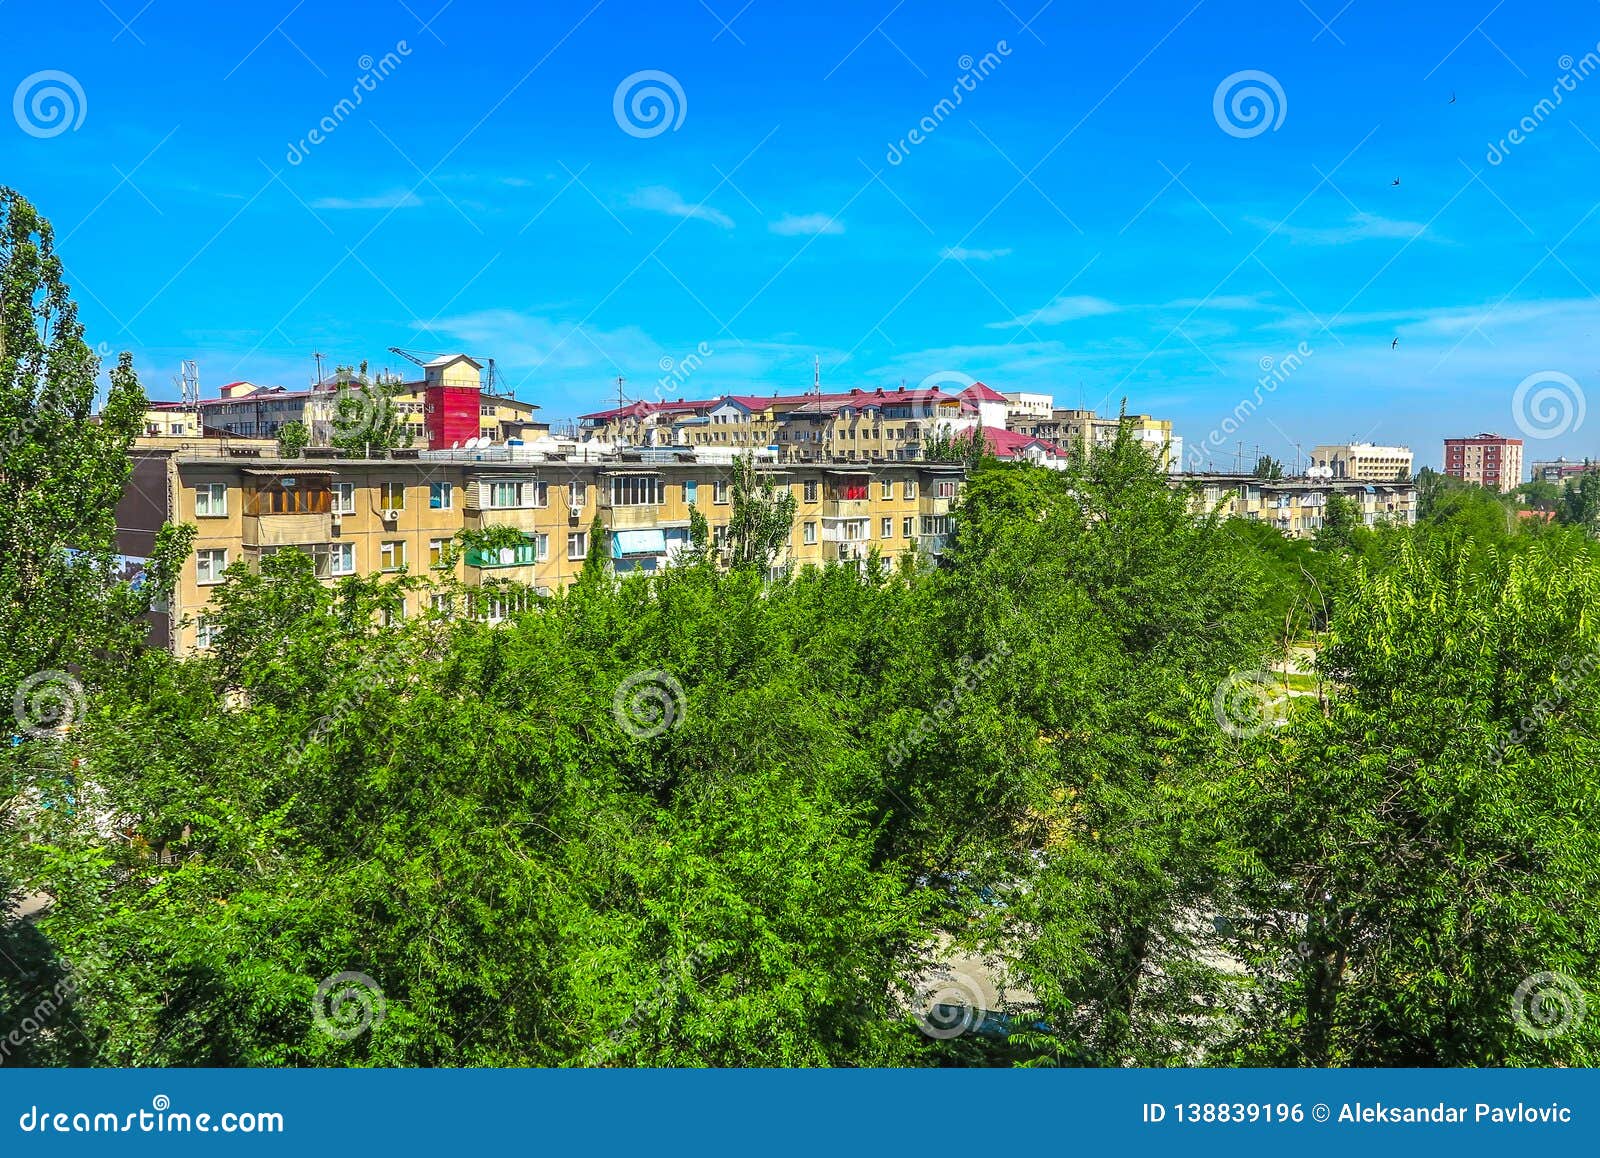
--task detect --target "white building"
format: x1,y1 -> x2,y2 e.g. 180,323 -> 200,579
1309,442 -> 1413,482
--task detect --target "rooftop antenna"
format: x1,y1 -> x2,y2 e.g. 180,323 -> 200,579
313,351 -> 325,387
615,374 -> 629,407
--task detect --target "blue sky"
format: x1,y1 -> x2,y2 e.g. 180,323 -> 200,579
5,0 -> 1600,469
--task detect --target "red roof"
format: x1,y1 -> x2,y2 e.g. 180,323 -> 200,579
960,382 -> 1008,404
978,425 -> 1064,459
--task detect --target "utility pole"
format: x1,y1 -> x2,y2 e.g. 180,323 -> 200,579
313,351 -> 325,387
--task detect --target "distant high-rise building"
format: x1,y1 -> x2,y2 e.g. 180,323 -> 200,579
1443,433 -> 1523,493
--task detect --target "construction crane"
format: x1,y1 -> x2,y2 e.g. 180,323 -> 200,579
386,346 -> 449,368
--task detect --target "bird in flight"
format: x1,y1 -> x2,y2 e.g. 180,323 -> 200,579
1392,178 -> 1401,186
1392,337 -> 1399,350
1450,91 -> 1457,103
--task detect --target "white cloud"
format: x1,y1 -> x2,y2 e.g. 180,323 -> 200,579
1252,211 -> 1434,246
310,189 -> 423,210
988,294 -> 1119,329
942,246 -> 1012,261
770,213 -> 844,236
629,185 -> 734,229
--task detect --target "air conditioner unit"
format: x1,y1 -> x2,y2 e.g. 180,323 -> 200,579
568,500 -> 585,519
382,509 -> 401,522
330,510 -> 342,524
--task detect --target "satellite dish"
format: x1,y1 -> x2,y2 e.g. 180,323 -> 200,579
450,440 -> 460,450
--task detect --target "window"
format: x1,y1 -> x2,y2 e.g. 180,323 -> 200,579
804,480 -> 818,502
380,540 -> 407,571
803,521 -> 817,545
195,617 -> 220,649
485,480 -> 546,509
567,531 -> 588,560
712,479 -> 729,505
383,601 -> 406,627
903,480 -> 917,499
882,517 -> 893,539
610,475 -> 664,506
381,482 -> 406,511
196,548 -> 228,585
684,479 -> 697,504
195,483 -> 227,517
922,515 -> 952,536
430,482 -> 453,510
902,517 -> 913,538
937,481 -> 958,499
430,593 -> 454,616
429,538 -> 449,569
880,479 -> 894,499
533,533 -> 549,562
249,478 -> 331,515
332,483 -> 356,514
327,543 -> 357,576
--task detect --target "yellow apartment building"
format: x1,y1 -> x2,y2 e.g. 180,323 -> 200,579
118,445 -> 966,655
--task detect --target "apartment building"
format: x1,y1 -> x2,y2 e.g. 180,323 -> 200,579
1443,433 -> 1524,493
1005,408 -> 1180,471
1530,457 -> 1596,483
1184,473 -> 1418,536
1308,442 -> 1414,482
117,444 -> 966,655
182,355 -> 540,448
579,384 -> 978,462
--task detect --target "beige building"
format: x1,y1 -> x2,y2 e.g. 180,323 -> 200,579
117,444 -> 965,655
1006,408 -> 1179,471
1309,442 -> 1413,482
1185,474 -> 1418,536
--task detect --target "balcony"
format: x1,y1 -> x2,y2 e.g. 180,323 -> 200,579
820,497 -> 870,518
242,512 -> 331,548
604,504 -> 666,531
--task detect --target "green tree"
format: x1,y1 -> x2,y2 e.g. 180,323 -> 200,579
276,419 -> 309,458
1253,454 -> 1284,480
1224,538 -> 1600,1065
724,454 -> 797,572
329,376 -> 411,457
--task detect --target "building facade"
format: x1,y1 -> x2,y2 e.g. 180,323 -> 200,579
117,445 -> 966,655
1442,433 -> 1523,493
1308,442 -> 1414,482
1182,474 -> 1418,536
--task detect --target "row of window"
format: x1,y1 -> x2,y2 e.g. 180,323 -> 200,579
200,477 -> 956,519
797,515 -> 951,545
196,531 -> 596,586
